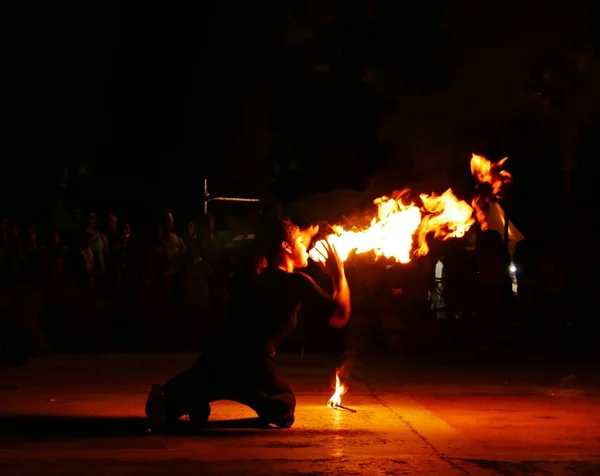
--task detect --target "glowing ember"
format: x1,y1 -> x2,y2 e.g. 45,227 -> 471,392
309,188 -> 475,264
470,154 -> 512,230
327,371 -> 347,408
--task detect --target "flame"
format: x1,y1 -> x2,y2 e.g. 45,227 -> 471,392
416,189 -> 476,256
327,371 -> 347,408
309,188 -> 475,264
469,154 -> 512,230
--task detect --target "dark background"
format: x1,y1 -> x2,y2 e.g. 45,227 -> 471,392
1,0 -> 599,233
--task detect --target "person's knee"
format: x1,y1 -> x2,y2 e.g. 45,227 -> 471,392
261,392 -> 295,428
270,377 -> 293,397
278,383 -> 294,397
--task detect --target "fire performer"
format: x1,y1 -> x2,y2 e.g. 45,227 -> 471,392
146,218 -> 351,430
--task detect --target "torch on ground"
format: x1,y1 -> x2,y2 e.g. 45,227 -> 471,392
327,371 -> 357,413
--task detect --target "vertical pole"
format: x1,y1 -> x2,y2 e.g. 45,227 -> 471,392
502,201 -> 514,325
503,202 -> 510,257
203,178 -> 209,215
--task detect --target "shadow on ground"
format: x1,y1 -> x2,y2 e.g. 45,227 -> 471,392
0,416 -> 279,441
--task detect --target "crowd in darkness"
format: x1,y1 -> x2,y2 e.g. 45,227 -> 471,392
0,208 -> 253,360
0,203 -> 589,364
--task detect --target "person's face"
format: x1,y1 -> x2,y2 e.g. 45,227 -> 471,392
87,213 -> 97,227
124,223 -> 131,237
108,213 -> 117,228
283,230 -> 309,269
187,220 -> 195,236
299,225 -> 319,250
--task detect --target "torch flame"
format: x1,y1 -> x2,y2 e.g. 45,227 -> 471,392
416,189 -> 476,256
327,371 -> 347,408
469,154 -> 512,230
470,154 -> 512,197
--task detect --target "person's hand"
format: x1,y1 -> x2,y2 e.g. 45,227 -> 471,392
314,240 -> 344,278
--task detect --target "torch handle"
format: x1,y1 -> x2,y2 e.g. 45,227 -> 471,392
335,404 -> 357,413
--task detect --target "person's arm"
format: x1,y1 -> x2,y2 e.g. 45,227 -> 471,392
311,240 -> 351,328
101,233 -> 109,256
295,257 -> 351,329
328,267 -> 351,328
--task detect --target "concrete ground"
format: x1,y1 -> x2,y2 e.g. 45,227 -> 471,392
1,354 -> 599,475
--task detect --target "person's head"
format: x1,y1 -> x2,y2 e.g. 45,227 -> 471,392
206,213 -> 215,232
26,227 -> 36,244
123,223 -> 131,238
86,211 -> 97,228
186,219 -> 195,237
108,212 -> 117,228
160,210 -> 174,235
48,230 -> 60,248
259,218 -> 308,271
196,214 -> 214,239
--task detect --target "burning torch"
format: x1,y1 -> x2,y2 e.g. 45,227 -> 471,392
327,370 -> 356,413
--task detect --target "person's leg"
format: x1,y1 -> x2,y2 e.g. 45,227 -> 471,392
226,355 -> 296,428
153,354 -> 295,429
151,355 -> 212,424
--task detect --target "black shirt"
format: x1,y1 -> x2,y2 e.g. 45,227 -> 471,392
215,267 -> 336,355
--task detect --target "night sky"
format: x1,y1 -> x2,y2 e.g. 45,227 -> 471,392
1,0 -> 598,221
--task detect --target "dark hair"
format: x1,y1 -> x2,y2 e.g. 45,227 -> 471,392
255,218 -> 299,267
159,210 -> 174,233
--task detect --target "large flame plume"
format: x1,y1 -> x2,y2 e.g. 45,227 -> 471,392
309,154 -> 509,264
310,188 -> 475,264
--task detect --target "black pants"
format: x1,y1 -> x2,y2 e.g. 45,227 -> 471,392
161,352 -> 294,421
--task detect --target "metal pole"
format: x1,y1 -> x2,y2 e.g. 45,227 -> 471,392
203,178 -> 209,215
203,178 -> 260,214
503,202 -> 510,257
208,197 -> 261,203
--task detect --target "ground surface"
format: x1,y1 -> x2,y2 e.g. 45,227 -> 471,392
1,354 -> 599,475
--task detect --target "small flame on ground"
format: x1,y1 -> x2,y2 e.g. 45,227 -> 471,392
327,371 -> 347,408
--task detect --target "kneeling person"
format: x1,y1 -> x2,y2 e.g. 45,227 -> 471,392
146,219 -> 351,429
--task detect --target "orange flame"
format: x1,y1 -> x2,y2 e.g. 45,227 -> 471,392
309,188 -> 475,264
469,154 -> 512,230
327,371 -> 347,408
416,189 -> 476,256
